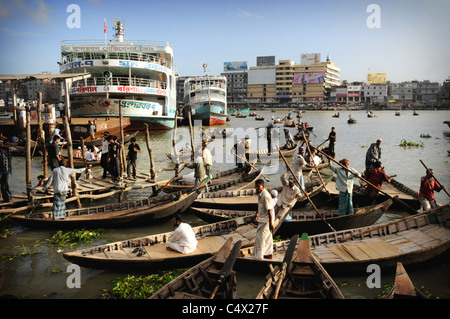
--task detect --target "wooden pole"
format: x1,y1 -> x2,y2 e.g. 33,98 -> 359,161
419,159 -> 450,197
302,131 -> 330,197
119,101 -> 126,178
25,107 -> 32,204
36,93 -> 48,179
144,123 -> 157,195
311,144 -> 418,214
63,116 -> 81,208
172,110 -> 180,177
277,146 -> 336,232
188,110 -> 195,162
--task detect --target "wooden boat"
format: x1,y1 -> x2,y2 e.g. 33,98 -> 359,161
301,153 -> 329,172
192,198 -> 392,237
386,262 -> 427,299
294,130 -> 310,140
248,141 -> 299,160
273,118 -> 283,124
191,180 -> 328,211
227,108 -> 249,115
235,114 -> 247,118
255,116 -> 265,121
413,111 -> 419,116
161,166 -> 264,193
150,238 -> 241,299
256,233 -> 344,299
367,111 -> 376,118
10,180 -> 207,229
284,120 -> 296,127
395,111 -> 401,116
332,113 -> 340,118
236,204 -> 450,275
347,117 -> 357,124
63,204 -> 292,270
73,131 -> 139,147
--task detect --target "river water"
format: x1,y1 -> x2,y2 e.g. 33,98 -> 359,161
1,109 -> 449,299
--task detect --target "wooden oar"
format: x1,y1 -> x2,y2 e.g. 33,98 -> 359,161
311,144 -> 418,214
273,234 -> 299,299
277,146 -> 336,232
210,240 -> 243,299
340,203 -> 449,243
232,151 -> 270,182
419,159 -> 450,197
153,164 -> 187,196
301,132 -> 330,197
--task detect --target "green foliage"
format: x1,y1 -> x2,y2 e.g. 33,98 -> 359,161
46,229 -> 103,248
1,243 -> 40,261
420,134 -> 431,138
0,214 -> 14,238
102,269 -> 187,299
399,139 -> 424,147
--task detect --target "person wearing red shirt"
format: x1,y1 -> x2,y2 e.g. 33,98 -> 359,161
418,168 -> 442,211
364,161 -> 394,204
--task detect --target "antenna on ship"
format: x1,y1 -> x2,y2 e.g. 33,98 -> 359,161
113,17 -> 126,42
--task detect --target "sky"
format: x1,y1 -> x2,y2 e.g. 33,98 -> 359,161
0,0 -> 449,83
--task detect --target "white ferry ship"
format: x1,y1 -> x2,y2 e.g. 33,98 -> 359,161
59,19 -> 176,129
184,70 -> 229,126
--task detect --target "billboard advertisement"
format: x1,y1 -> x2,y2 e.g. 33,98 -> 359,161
248,68 -> 276,85
301,53 -> 321,65
257,56 -> 275,66
367,73 -> 386,84
293,72 -> 325,84
223,61 -> 248,72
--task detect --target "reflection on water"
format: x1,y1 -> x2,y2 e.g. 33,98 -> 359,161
1,110 -> 449,299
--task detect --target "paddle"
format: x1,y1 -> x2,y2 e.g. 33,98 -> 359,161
311,145 -> 418,215
301,132 -> 330,197
419,159 -> 450,197
273,234 -> 299,299
210,240 -> 243,299
231,151 -> 270,182
277,146 -> 336,232
153,164 -> 187,196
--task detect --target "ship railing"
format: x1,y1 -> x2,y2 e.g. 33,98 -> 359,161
185,93 -> 227,102
62,52 -> 170,68
73,76 -> 167,90
184,83 -> 226,91
62,39 -> 171,47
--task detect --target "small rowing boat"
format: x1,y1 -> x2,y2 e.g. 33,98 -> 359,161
248,142 -> 299,160
386,262 -> 428,299
150,238 -> 241,299
255,233 -> 344,299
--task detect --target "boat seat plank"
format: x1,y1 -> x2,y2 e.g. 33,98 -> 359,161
328,240 -> 402,261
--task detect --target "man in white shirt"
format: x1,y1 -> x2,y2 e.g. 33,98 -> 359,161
166,214 -> 198,254
253,179 -> 274,260
202,142 -> 212,177
292,147 -> 310,190
100,131 -> 109,178
275,171 -> 303,220
45,159 -> 86,219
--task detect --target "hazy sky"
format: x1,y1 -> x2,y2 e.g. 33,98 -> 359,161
0,0 -> 449,83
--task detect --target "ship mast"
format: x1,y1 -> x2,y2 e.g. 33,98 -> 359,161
113,17 -> 126,42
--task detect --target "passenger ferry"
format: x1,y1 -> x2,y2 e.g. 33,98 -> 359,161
184,68 -> 228,126
59,18 -> 176,129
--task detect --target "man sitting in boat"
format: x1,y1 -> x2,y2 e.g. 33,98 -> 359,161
166,214 -> 198,254
363,161 -> 394,205
283,129 -> 295,149
275,171 -> 303,221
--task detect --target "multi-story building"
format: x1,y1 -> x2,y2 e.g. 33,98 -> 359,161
391,80 -> 439,106
361,83 -> 388,104
438,78 -> 450,107
416,80 -> 439,104
221,71 -> 248,109
247,54 -> 340,106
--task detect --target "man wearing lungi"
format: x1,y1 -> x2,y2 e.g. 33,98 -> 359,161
330,158 -> 360,216
166,214 -> 198,254
253,179 -> 274,260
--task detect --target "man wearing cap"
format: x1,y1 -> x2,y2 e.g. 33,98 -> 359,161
100,131 -> 110,178
275,170 -> 303,220
365,139 -> 382,172
254,179 -> 274,260
166,214 -> 198,254
270,189 -> 278,207
127,137 -> 141,179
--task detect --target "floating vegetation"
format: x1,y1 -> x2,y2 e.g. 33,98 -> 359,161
420,134 -> 432,138
0,214 -> 14,238
399,139 -> 424,147
1,243 -> 41,261
46,229 -> 103,249
102,269 -> 187,299
377,283 -> 440,299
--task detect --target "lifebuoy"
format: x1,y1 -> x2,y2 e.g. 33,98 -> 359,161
202,63 -> 207,68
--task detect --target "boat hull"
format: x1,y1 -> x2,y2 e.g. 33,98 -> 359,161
191,105 -> 229,126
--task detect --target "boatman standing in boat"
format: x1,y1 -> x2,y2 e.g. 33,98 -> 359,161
365,139 -> 382,172
100,131 -> 110,179
45,159 -> 86,219
166,214 -> 198,254
107,135 -> 121,182
254,179 -> 274,260
418,168 -> 442,211
47,135 -> 62,170
274,170 -> 303,221
202,141 -> 212,178
291,147 -> 310,190
330,158 -> 360,216
126,137 -> 141,179
325,127 -> 336,158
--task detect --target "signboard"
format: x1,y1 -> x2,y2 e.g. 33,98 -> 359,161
257,56 -> 275,66
223,61 -> 248,72
301,53 -> 321,65
70,85 -> 167,96
61,59 -> 170,74
367,73 -> 386,84
293,72 -> 325,84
